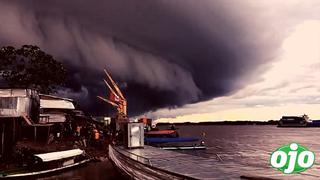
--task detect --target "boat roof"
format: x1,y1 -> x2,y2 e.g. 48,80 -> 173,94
282,114 -> 309,118
34,149 -> 83,162
145,130 -> 177,135
40,99 -> 75,110
40,94 -> 74,102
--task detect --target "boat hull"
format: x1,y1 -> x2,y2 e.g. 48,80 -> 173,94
0,159 -> 91,179
108,145 -> 194,180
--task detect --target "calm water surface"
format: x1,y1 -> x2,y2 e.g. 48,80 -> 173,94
179,125 -> 320,179
42,125 -> 320,179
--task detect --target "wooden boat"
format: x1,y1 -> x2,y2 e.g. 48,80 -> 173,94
0,149 -> 91,178
145,130 -> 179,138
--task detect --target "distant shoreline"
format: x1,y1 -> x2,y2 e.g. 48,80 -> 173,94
157,120 -> 278,126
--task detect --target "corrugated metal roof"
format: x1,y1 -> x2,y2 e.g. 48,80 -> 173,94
40,99 -> 75,109
40,94 -> 73,101
34,149 -> 84,162
0,89 -> 35,97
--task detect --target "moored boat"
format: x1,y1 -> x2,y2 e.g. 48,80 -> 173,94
0,149 -> 91,178
144,128 -> 206,150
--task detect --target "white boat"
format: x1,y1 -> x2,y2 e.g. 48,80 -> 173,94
0,149 -> 91,178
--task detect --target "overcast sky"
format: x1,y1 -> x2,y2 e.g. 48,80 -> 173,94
152,19 -> 320,122
0,1 -> 319,121
145,1 -> 320,122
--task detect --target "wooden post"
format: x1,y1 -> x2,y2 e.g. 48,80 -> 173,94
12,118 -> 15,142
1,124 -> 5,156
34,126 -> 37,141
47,126 -> 50,142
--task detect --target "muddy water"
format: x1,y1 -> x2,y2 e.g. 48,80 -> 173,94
39,159 -> 122,180
40,125 -> 320,179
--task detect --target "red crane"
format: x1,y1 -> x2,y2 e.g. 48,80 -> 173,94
97,69 -> 127,119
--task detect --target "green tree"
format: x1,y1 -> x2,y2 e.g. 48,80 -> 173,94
0,45 -> 67,93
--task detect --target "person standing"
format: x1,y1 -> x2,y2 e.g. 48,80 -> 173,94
92,127 -> 100,148
80,125 -> 88,147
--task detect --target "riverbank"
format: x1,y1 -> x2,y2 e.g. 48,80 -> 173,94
157,120 -> 279,126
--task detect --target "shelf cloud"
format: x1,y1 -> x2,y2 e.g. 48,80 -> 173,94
1,0 -> 315,117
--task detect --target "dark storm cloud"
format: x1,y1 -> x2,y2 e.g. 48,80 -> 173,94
0,0 -> 277,116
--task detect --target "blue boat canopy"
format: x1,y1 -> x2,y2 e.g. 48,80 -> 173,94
145,137 -> 199,143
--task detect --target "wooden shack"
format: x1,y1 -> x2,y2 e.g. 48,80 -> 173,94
0,89 -> 39,119
39,94 -> 75,123
0,89 -> 40,160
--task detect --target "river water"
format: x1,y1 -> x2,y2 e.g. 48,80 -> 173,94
41,125 -> 320,179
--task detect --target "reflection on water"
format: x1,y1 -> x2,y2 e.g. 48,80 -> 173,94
39,125 -> 320,179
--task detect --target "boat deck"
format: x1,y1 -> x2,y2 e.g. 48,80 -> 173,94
115,146 -> 266,179
114,145 -> 319,180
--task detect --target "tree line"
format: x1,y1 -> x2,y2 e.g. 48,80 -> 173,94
0,45 -> 67,94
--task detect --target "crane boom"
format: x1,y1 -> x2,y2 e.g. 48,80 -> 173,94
97,96 -> 119,107
98,69 -> 128,117
103,79 -> 121,100
104,69 -> 125,100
